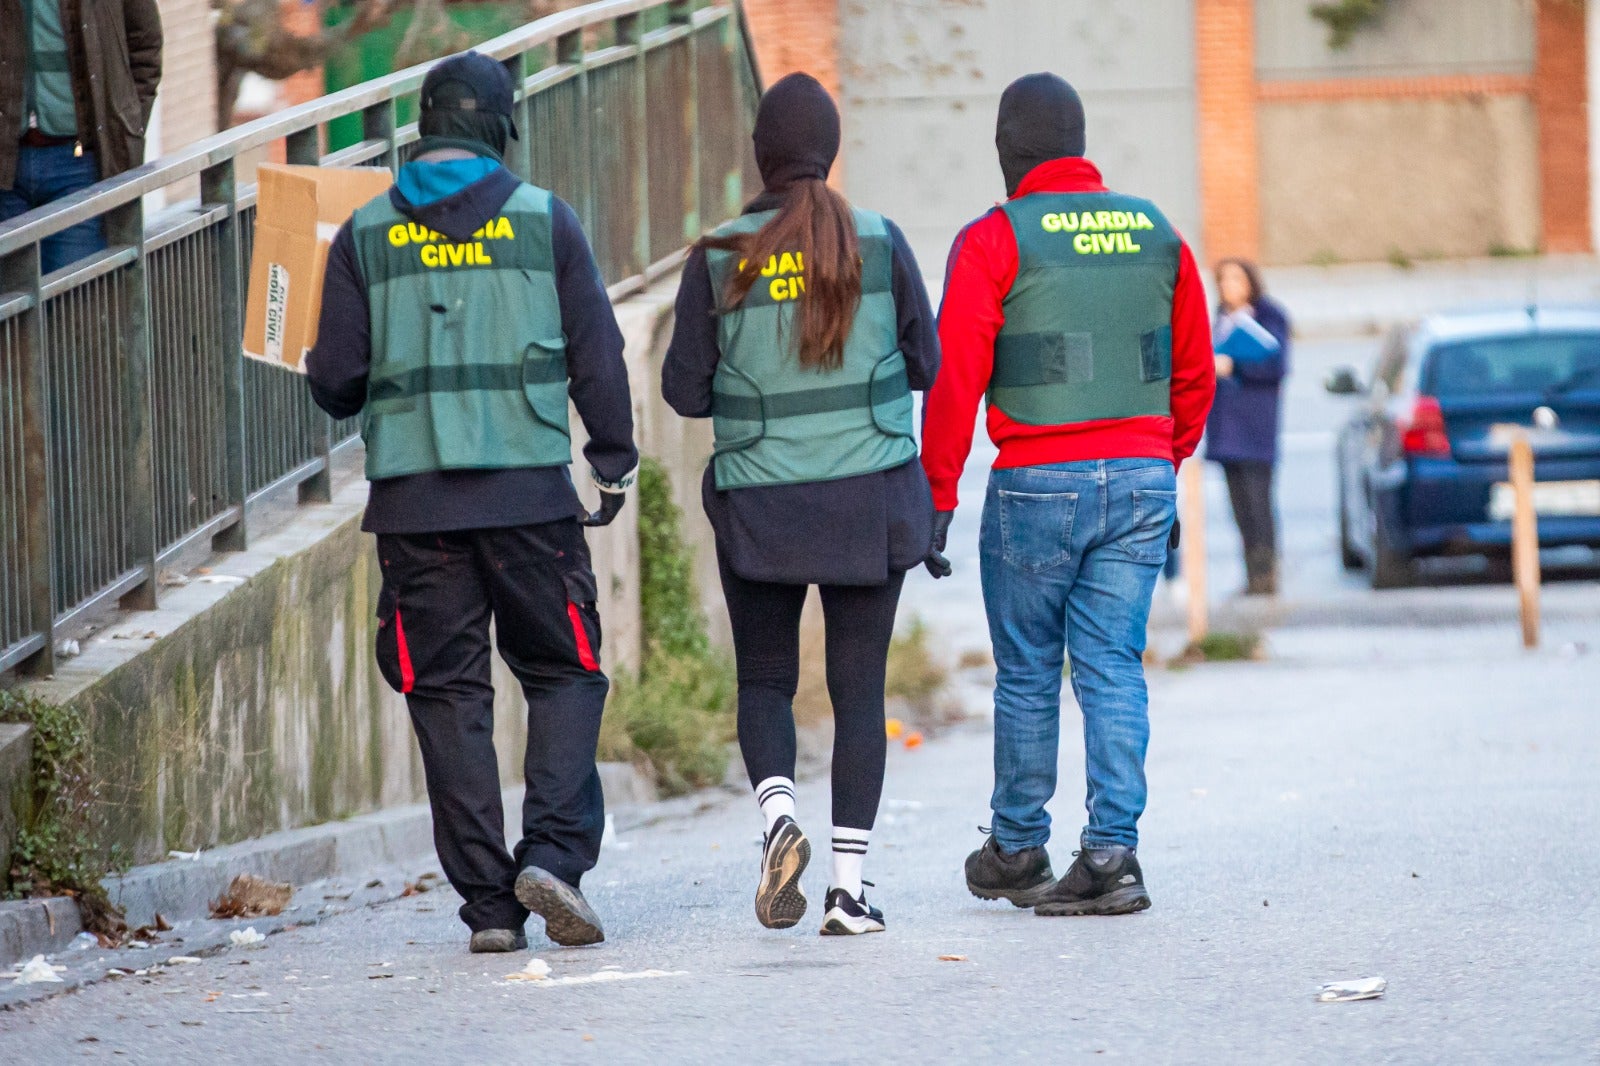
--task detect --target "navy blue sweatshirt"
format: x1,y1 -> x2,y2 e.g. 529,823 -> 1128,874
1204,295 -> 1291,466
662,194 -> 940,586
306,157 -> 638,534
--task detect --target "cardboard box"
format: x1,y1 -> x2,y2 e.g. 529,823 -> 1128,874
243,163 -> 394,372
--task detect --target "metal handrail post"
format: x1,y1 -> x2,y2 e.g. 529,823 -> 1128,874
110,198 -> 158,611
1,245 -> 54,675
206,158 -> 249,552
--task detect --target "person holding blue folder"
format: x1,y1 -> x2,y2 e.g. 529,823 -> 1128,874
1205,258 -> 1291,596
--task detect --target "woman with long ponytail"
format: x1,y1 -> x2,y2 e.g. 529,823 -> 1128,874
662,73 -> 940,936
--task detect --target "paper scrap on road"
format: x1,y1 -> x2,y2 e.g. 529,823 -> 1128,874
601,814 -> 632,852
167,956 -> 203,965
504,968 -> 688,988
1317,976 -> 1386,1002
10,955 -> 65,984
504,958 -> 552,982
229,927 -> 267,949
938,955 -> 969,962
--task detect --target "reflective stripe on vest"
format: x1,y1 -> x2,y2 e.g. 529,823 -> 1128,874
991,192 -> 1181,427
705,207 -> 915,490
352,182 -> 571,480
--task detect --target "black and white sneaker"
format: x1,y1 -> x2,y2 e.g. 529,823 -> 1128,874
756,815 -> 810,929
819,886 -> 885,936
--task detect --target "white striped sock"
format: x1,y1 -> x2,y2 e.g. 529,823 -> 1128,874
754,776 -> 796,834
831,827 -> 871,898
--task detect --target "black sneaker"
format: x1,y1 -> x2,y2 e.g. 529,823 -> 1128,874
514,866 -> 606,946
965,834 -> 1055,907
755,815 -> 811,929
819,885 -> 885,936
1033,846 -> 1151,916
468,929 -> 527,953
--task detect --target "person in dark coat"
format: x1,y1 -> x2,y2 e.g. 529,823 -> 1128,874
1205,257 -> 1291,596
0,0 -> 163,272
661,72 -> 939,937
307,53 -> 637,955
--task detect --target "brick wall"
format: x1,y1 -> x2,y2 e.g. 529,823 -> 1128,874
154,0 -> 219,154
1194,0 -> 1259,263
1535,0 -> 1592,253
742,0 -> 839,98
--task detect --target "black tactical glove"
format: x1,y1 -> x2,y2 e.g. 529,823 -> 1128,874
579,491 -> 626,527
924,509 -> 954,579
579,465 -> 636,528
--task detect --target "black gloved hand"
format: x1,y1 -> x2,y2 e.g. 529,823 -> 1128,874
579,491 -> 626,528
924,509 -> 954,579
1168,516 -> 1181,552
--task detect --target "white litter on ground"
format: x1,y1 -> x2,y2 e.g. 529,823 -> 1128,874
167,848 -> 204,860
229,927 -> 267,949
167,956 -> 203,965
601,814 -> 632,851
1317,976 -> 1387,1002
10,955 -> 65,984
506,968 -> 688,988
504,958 -> 552,982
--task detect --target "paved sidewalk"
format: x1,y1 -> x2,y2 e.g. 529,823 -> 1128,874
1,615 -> 1596,1062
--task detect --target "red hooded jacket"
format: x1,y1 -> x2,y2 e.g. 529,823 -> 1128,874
921,157 -> 1215,511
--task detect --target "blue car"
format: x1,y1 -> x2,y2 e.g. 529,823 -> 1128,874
1328,307 -> 1600,588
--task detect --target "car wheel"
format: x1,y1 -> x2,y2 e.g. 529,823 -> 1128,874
1370,543 -> 1412,589
1337,477 -> 1362,571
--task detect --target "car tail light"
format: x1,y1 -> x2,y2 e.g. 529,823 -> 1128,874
1401,395 -> 1451,458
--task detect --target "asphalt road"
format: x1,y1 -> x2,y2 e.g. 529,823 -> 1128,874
4,336 -> 1599,1062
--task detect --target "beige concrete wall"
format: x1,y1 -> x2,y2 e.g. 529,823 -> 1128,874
153,0 -> 219,154
1258,94 -> 1540,264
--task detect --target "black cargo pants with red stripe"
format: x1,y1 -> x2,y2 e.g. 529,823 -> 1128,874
374,518 -> 608,934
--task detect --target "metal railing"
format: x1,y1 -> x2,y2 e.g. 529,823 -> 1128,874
0,0 -> 763,676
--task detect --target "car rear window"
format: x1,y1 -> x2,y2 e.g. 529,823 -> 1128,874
1424,334 -> 1600,397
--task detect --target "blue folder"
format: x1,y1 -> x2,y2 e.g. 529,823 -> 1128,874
1215,312 -> 1281,364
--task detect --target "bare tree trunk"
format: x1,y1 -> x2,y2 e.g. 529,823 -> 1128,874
213,0 -> 397,127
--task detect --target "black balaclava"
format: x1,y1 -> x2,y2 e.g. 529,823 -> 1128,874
418,51 -> 519,160
996,72 -> 1086,197
752,72 -> 841,192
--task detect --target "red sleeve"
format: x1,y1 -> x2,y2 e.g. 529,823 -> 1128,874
1167,240 -> 1216,464
920,210 -> 1018,512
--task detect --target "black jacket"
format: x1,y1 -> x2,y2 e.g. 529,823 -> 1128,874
662,194 -> 940,586
307,163 -> 638,534
0,0 -> 163,187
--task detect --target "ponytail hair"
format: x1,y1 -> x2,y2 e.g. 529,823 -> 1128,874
700,179 -> 862,371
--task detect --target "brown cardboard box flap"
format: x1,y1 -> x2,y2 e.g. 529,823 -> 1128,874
243,163 -> 394,372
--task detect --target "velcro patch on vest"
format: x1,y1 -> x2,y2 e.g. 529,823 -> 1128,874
991,333 -> 1094,388
713,366 -> 910,423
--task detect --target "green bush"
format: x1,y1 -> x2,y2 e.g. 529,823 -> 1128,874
0,688 -> 123,935
601,459 -> 736,795
885,617 -> 948,709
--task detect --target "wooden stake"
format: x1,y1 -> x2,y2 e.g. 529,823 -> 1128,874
1181,458 -> 1208,646
1508,431 -> 1541,649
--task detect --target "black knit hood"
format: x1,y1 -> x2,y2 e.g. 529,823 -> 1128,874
996,73 -> 1086,197
752,72 -> 841,192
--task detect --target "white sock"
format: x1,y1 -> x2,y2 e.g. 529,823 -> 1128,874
754,776 -> 796,836
831,827 -> 871,898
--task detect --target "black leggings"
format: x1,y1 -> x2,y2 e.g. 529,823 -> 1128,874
718,551 -> 905,831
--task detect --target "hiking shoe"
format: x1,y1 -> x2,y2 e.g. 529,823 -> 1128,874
1033,846 -> 1151,916
514,866 -> 605,946
819,886 -> 885,936
468,929 -> 527,953
755,815 -> 811,929
965,834 -> 1055,907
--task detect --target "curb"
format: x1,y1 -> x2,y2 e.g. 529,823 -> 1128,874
0,762 -> 661,969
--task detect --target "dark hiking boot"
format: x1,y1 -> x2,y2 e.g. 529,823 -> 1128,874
468,929 -> 528,953
964,834 -> 1055,907
1033,845 -> 1151,916
514,866 -> 605,946
755,814 -> 811,930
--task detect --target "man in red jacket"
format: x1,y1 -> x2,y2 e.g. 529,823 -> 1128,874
922,73 -> 1214,917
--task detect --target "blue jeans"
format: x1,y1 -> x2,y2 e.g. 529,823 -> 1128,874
979,458 -> 1176,852
0,144 -> 106,274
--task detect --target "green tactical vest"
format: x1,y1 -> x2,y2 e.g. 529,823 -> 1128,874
705,207 -> 915,490
991,192 -> 1181,426
351,182 -> 571,480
